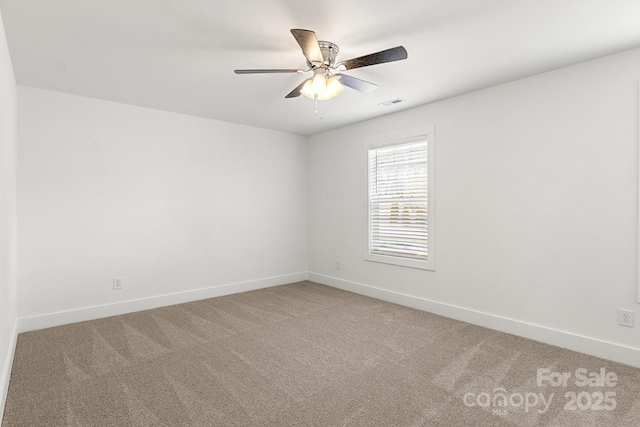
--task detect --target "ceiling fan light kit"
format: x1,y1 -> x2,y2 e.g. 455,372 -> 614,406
300,69 -> 344,100
234,29 -> 408,116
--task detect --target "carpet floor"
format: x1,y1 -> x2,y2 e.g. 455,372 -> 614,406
2,281 -> 640,426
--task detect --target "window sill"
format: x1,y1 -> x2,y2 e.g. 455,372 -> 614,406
365,253 -> 435,271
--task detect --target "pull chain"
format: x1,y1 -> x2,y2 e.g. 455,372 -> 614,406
314,95 -> 323,119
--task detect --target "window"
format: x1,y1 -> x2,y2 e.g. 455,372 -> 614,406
366,129 -> 434,270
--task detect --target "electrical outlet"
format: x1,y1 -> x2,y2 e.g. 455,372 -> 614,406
618,309 -> 634,328
336,260 -> 341,270
113,277 -> 123,290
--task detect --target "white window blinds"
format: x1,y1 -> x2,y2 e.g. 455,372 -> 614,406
368,140 -> 428,261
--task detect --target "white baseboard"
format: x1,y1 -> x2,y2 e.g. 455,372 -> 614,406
19,272 -> 308,333
309,272 -> 640,369
0,318 -> 18,424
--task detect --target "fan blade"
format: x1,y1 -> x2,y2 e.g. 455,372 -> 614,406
234,69 -> 303,74
285,79 -> 309,98
340,46 -> 407,70
290,29 -> 324,65
335,74 -> 378,93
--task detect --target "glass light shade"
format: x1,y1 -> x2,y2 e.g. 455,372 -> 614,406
311,72 -> 327,93
300,80 -> 316,99
300,76 -> 344,100
316,76 -> 344,100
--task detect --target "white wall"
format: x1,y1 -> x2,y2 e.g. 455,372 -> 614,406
17,87 -> 308,327
0,7 -> 18,420
309,48 -> 640,366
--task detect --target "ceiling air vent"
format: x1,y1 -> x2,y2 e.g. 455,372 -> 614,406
378,98 -> 406,107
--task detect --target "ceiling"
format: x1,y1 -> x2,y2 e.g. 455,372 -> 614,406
1,0 -> 639,136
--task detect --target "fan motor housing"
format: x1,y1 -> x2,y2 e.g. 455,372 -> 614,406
315,41 -> 339,67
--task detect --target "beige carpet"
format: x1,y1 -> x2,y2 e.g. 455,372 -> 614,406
2,281 -> 640,426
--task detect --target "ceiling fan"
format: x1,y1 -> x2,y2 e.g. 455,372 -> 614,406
234,29 -> 408,101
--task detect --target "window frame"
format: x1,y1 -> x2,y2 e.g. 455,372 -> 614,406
364,126 -> 435,271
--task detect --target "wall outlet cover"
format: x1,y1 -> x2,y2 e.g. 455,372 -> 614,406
618,309 -> 634,328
